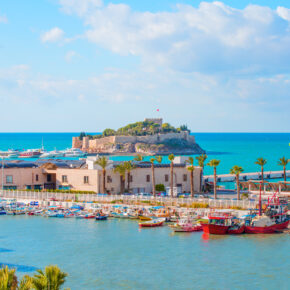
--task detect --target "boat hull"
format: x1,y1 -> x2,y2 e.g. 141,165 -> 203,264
201,223 -> 230,235
245,220 -> 289,234
227,225 -> 245,234
174,225 -> 203,232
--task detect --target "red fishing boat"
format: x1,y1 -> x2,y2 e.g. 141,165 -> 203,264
245,188 -> 289,234
201,213 -> 232,235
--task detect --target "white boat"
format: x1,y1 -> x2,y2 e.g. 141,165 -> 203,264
62,148 -> 86,158
40,150 -> 64,159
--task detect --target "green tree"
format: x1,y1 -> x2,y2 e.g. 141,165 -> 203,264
124,161 -> 134,192
155,184 -> 165,192
32,265 -> 68,290
95,157 -> 109,194
168,154 -> 175,197
230,165 -> 244,200
186,157 -> 195,197
207,159 -> 221,199
196,154 -> 207,192
278,157 -> 289,183
134,154 -> 144,162
114,163 -> 126,194
102,128 -> 116,137
255,158 -> 267,185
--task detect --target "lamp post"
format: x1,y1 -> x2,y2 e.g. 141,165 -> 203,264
1,157 -> 4,193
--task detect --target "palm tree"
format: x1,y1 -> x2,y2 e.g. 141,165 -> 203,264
18,275 -> 33,290
150,157 -> 157,197
114,163 -> 126,194
0,266 -> 18,290
207,159 -> 220,199
255,158 -> 267,185
230,165 -> 244,200
186,157 -> 195,197
196,154 -> 207,192
278,157 -> 289,183
32,265 -> 68,290
168,154 -> 175,197
134,154 -> 143,162
94,156 -> 109,194
124,161 -> 134,193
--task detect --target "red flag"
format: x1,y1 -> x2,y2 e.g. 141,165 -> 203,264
157,109 -> 159,112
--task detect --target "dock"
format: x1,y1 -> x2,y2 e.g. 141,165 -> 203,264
204,170 -> 290,183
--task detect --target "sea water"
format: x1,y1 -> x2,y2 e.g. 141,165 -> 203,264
0,133 -> 289,175
0,216 -> 289,290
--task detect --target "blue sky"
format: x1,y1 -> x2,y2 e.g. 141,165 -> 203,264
0,0 -> 290,132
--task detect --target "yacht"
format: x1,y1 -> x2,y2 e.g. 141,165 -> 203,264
39,150 -> 64,159
62,148 -> 86,158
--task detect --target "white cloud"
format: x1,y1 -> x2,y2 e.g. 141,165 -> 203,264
60,0 -> 103,17
41,27 -> 64,43
0,15 -> 7,23
1,64 -> 290,131
59,1 -> 290,75
65,50 -> 77,62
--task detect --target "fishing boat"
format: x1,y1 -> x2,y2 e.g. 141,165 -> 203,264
172,217 -> 203,232
201,212 -> 232,235
95,214 -> 108,220
138,215 -> 152,221
245,192 -> 289,234
139,218 -> 165,228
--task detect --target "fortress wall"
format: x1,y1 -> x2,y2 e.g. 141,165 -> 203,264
72,137 -> 82,149
89,136 -> 116,149
73,131 -> 196,151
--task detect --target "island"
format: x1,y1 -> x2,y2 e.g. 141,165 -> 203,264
72,118 -> 205,155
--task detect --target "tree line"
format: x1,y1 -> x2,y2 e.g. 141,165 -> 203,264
95,155 -> 289,200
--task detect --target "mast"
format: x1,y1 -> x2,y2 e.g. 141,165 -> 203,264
259,182 -> 262,216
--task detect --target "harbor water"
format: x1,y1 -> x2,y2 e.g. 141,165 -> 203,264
0,215 -> 289,290
0,133 -> 289,175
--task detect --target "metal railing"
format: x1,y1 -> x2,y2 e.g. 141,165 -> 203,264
0,190 -> 257,209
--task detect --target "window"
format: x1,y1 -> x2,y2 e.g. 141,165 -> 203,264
84,176 -> 89,184
35,174 -> 39,182
107,176 -> 112,183
47,174 -> 52,182
62,175 -> 68,183
6,175 -> 13,184
129,174 -> 133,182
146,175 -> 150,182
183,174 -> 187,182
165,174 -> 169,182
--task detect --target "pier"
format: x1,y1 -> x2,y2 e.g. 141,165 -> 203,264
204,170 -> 290,183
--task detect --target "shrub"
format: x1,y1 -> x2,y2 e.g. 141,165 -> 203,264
155,184 -> 165,192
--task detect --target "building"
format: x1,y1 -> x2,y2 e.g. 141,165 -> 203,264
0,158 -> 202,195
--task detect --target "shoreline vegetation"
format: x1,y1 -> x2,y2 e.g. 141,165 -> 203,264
80,121 -> 191,138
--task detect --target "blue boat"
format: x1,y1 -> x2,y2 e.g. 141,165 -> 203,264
95,214 -> 108,221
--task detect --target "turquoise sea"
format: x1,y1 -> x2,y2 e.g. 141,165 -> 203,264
0,216 -> 289,290
0,133 -> 289,175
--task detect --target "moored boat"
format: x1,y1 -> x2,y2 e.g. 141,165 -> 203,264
139,218 -> 165,228
201,213 -> 232,235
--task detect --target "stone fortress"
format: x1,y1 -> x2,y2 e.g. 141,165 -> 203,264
73,118 -> 205,155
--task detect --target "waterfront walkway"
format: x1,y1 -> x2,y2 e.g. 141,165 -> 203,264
204,170 -> 290,182
0,190 -> 256,209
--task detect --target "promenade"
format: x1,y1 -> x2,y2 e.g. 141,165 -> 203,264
0,190 -> 257,210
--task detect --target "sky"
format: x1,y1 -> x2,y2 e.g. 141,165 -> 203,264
0,0 -> 290,132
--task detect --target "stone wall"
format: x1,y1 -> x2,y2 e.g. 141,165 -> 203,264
73,131 -> 195,152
